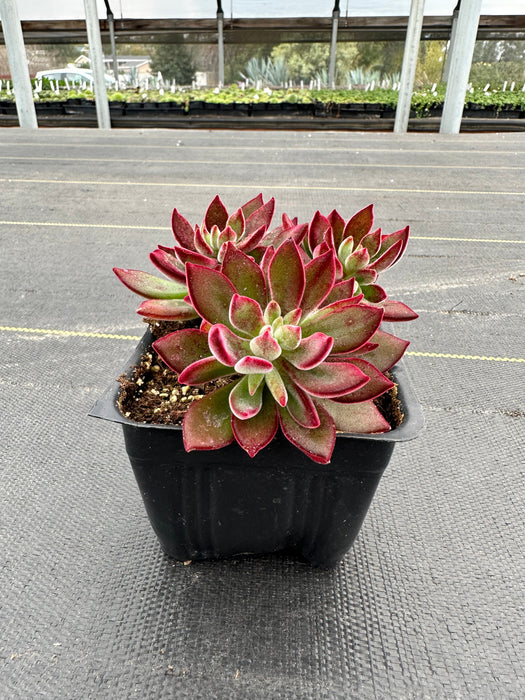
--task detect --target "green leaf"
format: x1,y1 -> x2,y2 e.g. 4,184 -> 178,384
186,263 -> 237,326
113,268 -> 187,299
182,383 -> 234,451
153,329 -> 211,373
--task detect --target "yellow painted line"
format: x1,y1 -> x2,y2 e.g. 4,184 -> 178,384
1,177 -> 524,196
406,351 -> 524,363
0,220 -> 168,231
1,326 -> 523,362
1,141 -> 523,156
0,221 -> 522,245
0,326 -> 141,340
411,235 -> 523,244
2,155 -> 524,171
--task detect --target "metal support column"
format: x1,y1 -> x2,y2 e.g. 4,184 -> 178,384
328,2 -> 340,89
440,0 -> 482,134
104,0 -> 119,88
217,1 -> 224,88
393,0 -> 426,134
83,0 -> 111,129
0,0 -> 38,128
442,1 -> 461,83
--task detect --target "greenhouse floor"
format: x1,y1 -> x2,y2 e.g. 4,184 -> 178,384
1,127 -> 524,699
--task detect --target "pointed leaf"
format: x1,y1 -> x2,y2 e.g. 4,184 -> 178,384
361,228 -> 382,257
150,248 -> 186,283
182,383 -> 234,451
244,197 -> 275,237
369,238 -> 404,273
263,300 -> 281,325
227,207 -> 245,236
279,403 -> 335,464
193,225 -> 214,256
113,268 -> 187,299
250,327 -> 282,361
343,204 -> 373,245
178,356 -> 232,385
355,329 -> 410,371
236,224 -> 269,254
380,299 -> 419,322
319,398 -> 390,434
171,208 -> 196,249
285,332 -> 333,370
284,359 -> 368,398
264,366 -> 288,406
229,375 -> 264,420
221,244 -> 267,306
301,301 -> 383,354
323,278 -> 356,306
274,323 -> 301,351
327,209 -> 345,248
344,247 -> 370,276
205,195 -> 228,231
377,226 -> 409,261
240,193 -> 264,219
281,375 -> 320,429
186,263 -> 237,326
308,211 -> 331,253
332,358 -> 394,403
136,298 -> 198,321
269,239 -> 305,315
232,393 -> 279,457
301,250 -> 336,315
208,323 -> 247,366
174,245 -> 217,269
153,329 -> 211,373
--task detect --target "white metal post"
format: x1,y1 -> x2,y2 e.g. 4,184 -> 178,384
0,0 -> 38,128
217,5 -> 225,87
83,0 -> 111,129
393,0 -> 426,134
442,1 -> 460,83
440,0 -> 482,134
328,2 -> 340,89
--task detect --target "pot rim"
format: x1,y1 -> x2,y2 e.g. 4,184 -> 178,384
89,329 -> 424,443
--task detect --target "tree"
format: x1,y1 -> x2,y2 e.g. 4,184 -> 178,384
150,44 -> 196,84
270,43 -> 358,84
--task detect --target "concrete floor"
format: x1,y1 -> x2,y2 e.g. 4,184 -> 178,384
1,128 -> 524,698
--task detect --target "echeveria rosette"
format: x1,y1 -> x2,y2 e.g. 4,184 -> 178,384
153,240 -> 410,464
113,193 -> 307,321
305,204 -> 417,322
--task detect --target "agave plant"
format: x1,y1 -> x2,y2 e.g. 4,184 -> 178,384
304,204 -> 417,322
152,240 -> 412,464
113,193 -> 306,321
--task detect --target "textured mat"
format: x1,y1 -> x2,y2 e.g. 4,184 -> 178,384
1,129 -> 524,699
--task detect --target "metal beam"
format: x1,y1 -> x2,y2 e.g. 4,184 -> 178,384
394,0 -> 426,134
217,6 -> 224,88
83,0 -> 111,129
0,0 -> 37,128
328,2 -> 340,89
440,0 -> 482,134
104,0 -> 119,88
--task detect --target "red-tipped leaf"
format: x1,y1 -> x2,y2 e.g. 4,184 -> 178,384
285,332 -> 333,370
332,358 -> 394,403
356,328 -> 410,371
284,359 -> 369,398
150,248 -> 186,283
319,398 -> 390,434
208,324 -> 247,366
301,250 -> 336,315
229,375 -> 264,420
343,204 -> 373,245
136,298 -> 197,321
269,239 -> 305,315
279,403 -> 336,464
232,394 -> 279,457
178,356 -> 232,385
221,244 -> 267,306
204,195 -> 228,231
171,208 -> 195,249
301,301 -> 383,354
186,263 -> 237,326
229,294 -> 265,336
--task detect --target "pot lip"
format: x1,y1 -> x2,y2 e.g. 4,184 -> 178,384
89,328 -> 424,443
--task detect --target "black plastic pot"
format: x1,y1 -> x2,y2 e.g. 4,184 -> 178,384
90,330 -> 423,567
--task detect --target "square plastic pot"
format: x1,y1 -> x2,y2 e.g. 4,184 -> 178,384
90,330 -> 423,567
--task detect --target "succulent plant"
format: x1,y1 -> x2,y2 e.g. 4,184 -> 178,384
304,204 -> 417,321
152,240 -> 412,464
113,193 -> 306,321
